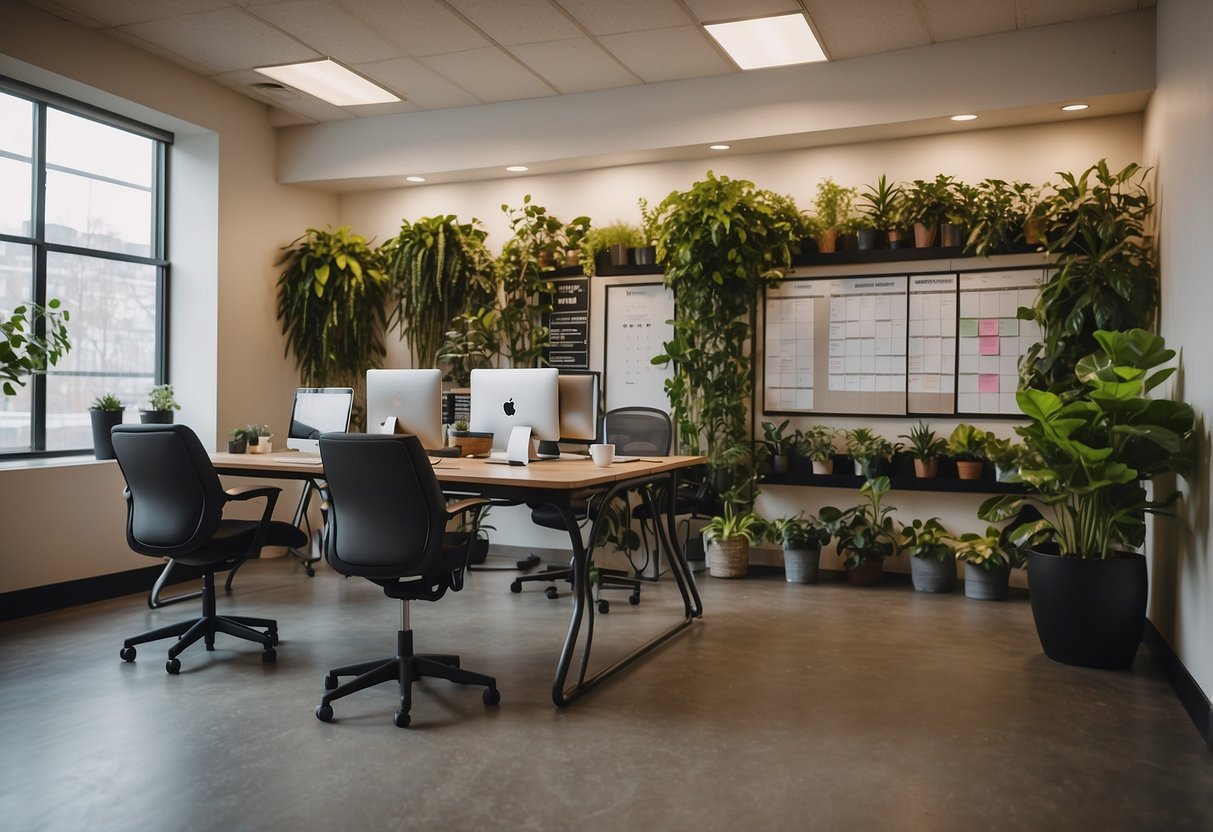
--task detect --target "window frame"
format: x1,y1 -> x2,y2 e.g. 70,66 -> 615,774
0,76 -> 172,459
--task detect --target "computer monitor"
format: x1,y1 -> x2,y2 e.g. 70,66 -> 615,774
557,370 -> 600,444
470,368 -> 561,454
286,387 -> 354,453
365,368 -> 445,451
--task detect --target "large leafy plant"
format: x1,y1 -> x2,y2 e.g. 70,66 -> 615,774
819,476 -> 898,569
1,299 -> 70,396
980,329 -> 1195,559
275,227 -> 390,391
651,172 -> 800,505
1020,160 -> 1157,393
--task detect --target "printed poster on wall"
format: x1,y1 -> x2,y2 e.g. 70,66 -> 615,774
545,277 -> 590,369
604,282 -> 675,412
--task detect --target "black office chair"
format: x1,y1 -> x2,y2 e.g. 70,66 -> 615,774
514,407 -> 672,613
113,423 -> 307,674
315,433 -> 500,729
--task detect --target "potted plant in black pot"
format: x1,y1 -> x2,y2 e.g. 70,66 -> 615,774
819,476 -> 898,586
580,221 -> 644,275
767,512 -> 831,584
901,517 -> 957,593
979,329 -> 1195,668
140,383 -> 180,424
761,419 -> 792,474
227,426 -> 249,454
89,393 -> 123,460
954,525 -> 1027,601
858,174 -> 903,249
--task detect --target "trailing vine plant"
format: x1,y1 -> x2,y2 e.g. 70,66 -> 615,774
650,171 -> 801,507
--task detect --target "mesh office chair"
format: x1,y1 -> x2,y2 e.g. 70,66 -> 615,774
514,407 -> 672,613
113,424 -> 308,674
315,433 -> 500,729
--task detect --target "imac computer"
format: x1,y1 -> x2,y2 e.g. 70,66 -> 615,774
470,367 -> 561,457
286,387 -> 354,453
365,368 -> 446,451
544,370 -> 600,458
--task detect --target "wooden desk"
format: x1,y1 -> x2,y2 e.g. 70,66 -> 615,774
212,451 -> 706,707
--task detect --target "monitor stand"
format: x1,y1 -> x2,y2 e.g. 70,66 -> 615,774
535,440 -> 561,460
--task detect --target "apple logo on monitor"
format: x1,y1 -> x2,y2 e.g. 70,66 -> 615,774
503,398 -> 516,417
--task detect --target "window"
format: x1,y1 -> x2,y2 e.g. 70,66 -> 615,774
0,80 -> 170,456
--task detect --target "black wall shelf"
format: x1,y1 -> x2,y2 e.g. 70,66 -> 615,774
764,456 -> 1025,495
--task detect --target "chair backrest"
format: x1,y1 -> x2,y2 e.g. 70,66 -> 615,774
111,424 -> 227,557
318,432 -> 450,581
602,407 -> 672,456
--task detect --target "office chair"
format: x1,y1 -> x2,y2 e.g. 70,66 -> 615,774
513,407 -> 672,613
315,433 -> 500,729
113,424 -> 308,674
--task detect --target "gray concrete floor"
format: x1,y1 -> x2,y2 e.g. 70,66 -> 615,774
1,557 -> 1211,832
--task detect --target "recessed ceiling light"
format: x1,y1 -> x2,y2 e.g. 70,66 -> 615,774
950,114 -> 978,122
506,165 -> 529,172
1061,103 -> 1089,112
709,144 -> 730,150
704,13 -> 827,70
405,176 -> 426,183
253,58 -> 399,106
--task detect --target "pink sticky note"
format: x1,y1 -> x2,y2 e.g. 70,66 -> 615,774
979,318 -> 1000,336
979,373 -> 1000,393
979,335 -> 1000,355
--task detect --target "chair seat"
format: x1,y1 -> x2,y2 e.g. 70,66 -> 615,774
171,520 -> 308,567
529,497 -> 590,531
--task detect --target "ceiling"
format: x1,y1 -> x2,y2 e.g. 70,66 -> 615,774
18,0 -> 1156,127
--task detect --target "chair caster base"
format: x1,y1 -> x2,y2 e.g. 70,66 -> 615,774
316,704 -> 333,722
544,586 -> 559,600
394,710 -> 411,728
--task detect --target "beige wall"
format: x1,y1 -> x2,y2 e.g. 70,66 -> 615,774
1143,0 -> 1213,709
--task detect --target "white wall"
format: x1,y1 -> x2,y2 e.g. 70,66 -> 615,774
1143,0 -> 1213,708
0,4 -> 338,592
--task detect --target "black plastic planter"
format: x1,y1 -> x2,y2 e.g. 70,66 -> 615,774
89,409 -> 124,460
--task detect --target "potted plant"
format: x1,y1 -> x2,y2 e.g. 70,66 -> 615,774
899,420 -> 946,478
635,196 -> 661,266
980,329 -> 1195,668
939,179 -> 975,247
947,423 -> 988,480
494,196 -> 569,367
808,177 -> 856,254
1,299 -> 70,396
140,383 -> 180,424
701,502 -> 766,579
798,425 -> 838,475
89,393 -> 124,460
897,174 -> 955,248
820,476 -> 898,586
580,221 -> 644,275
983,434 -> 1025,482
767,513 -> 831,584
447,418 -> 493,458
954,526 -> 1026,601
901,517 -> 957,593
858,174 -> 903,249
242,424 -> 272,454
964,178 -> 1042,256
761,419 -> 792,474
844,427 -> 895,479
227,427 -> 248,454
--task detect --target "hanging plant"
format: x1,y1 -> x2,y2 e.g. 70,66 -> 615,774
381,215 -> 495,368
275,226 -> 390,396
650,171 -> 800,507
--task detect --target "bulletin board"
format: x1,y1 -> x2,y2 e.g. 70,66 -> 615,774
603,282 -> 675,412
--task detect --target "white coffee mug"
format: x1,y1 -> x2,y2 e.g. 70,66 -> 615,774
589,443 -> 615,467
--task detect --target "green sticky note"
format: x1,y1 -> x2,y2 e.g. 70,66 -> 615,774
999,318 -> 1019,336
959,318 -> 979,337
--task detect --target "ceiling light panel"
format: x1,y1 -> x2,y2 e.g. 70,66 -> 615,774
254,58 -> 400,106
704,13 -> 827,70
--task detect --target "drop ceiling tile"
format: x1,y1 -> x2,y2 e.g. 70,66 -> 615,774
245,0 -> 401,63
445,0 -> 583,46
802,0 -> 930,60
681,0 -> 804,24
552,0 -> 692,35
354,56 -> 483,108
597,26 -> 733,83
209,68 -> 358,121
1018,0 -> 1141,28
22,0 -> 232,27
117,7 -> 319,74
335,0 -> 492,57
106,27 -> 220,76
419,47 -> 557,104
923,0 -> 1016,42
509,38 -> 641,94
18,0 -> 107,27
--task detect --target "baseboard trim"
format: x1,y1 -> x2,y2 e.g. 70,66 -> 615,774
1144,620 -> 1213,752
0,563 -> 204,621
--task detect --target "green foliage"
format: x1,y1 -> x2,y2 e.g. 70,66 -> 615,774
1020,161 -> 1157,394
761,419 -> 790,455
91,393 -> 123,412
579,221 -> 644,276
955,525 -> 1027,570
947,423 -> 989,462
1,299 -> 70,396
701,502 -> 766,544
844,427 -> 895,476
810,177 -> 856,230
819,476 -> 898,569
899,421 -> 945,461
796,425 -> 837,462
382,215 -> 496,369
438,307 -> 500,387
965,179 -> 1043,256
275,227 -> 390,394
858,174 -> 903,230
983,434 -> 1028,471
896,174 -> 956,230
979,329 -> 1195,559
147,384 -> 180,411
766,512 -> 830,550
900,517 -> 955,561
650,172 -> 800,503
233,423 -> 271,439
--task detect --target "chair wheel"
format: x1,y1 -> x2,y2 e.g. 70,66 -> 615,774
166,658 -> 181,675
483,688 -> 501,706
510,580 -> 522,593
544,586 -> 559,600
262,647 -> 277,664
120,646 -> 136,662
305,565 -> 315,577
597,599 -> 610,614
629,591 -> 641,606
324,674 -> 339,690
315,704 -> 333,722
394,710 -> 411,728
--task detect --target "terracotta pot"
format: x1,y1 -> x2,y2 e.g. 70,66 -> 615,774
886,228 -> 907,249
815,228 -> 838,254
846,557 -> 884,586
913,222 -> 937,248
956,460 -> 983,480
913,458 -> 938,478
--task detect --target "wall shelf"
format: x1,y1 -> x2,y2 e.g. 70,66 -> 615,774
764,457 -> 1025,494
